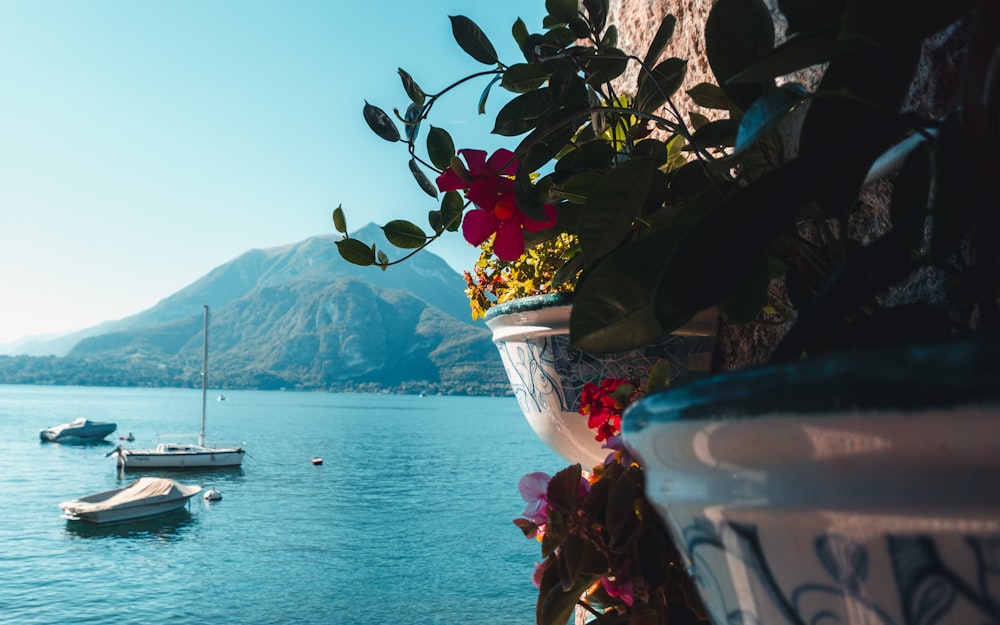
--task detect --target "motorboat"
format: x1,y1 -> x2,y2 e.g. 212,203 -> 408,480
59,477 -> 201,524
112,305 -> 245,470
40,418 -> 117,443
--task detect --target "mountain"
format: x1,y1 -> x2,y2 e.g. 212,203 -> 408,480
0,225 -> 510,394
10,223 -> 471,357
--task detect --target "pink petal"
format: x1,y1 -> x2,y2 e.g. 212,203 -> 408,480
521,500 -> 548,524
519,472 -> 551,501
467,177 -> 501,212
520,203 -> 557,232
486,148 -> 518,176
462,208 -> 500,247
458,149 -> 488,174
493,220 -> 526,261
435,168 -> 469,193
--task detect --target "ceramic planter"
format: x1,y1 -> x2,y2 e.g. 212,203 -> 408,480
485,293 -> 717,467
622,338 -> 1000,625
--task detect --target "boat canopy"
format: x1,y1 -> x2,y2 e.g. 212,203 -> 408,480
68,478 -> 196,513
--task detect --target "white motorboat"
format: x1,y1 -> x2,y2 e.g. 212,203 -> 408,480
59,477 -> 201,524
112,305 -> 245,470
40,418 -> 117,443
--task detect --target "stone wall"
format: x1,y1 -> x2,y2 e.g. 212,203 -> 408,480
607,0 -> 969,371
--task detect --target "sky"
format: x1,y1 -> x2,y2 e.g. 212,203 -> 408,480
0,0 -> 549,344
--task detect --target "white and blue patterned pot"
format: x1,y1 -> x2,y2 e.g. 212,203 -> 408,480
484,293 -> 717,467
623,338 -> 1000,625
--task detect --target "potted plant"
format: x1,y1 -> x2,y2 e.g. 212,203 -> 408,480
332,2 -> 726,466
514,365 -> 709,625
332,0 -> 999,622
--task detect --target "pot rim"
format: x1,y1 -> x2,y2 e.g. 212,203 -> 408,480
482,293 -> 574,322
624,336 -> 1000,432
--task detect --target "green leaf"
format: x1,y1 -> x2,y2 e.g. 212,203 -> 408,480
798,43 -> 919,167
778,0 -> 847,35
555,140 -> 615,173
704,0 -> 775,111
605,466 -> 638,541
717,254 -> 770,323
335,238 -> 376,266
556,172 -> 602,204
449,15 -> 498,65
478,74 -> 502,115
728,23 -> 860,84
501,63 -> 550,93
397,68 -> 425,106
383,220 -> 427,249
409,158 -> 438,198
557,534 -> 586,589
545,0 -> 578,24
331,205 -> 347,234
512,17 -> 529,49
600,25 -> 617,50
645,359 -> 670,393
363,101 -> 400,142
440,191 -> 465,232
426,126 -> 455,170
402,102 -> 421,144
578,157 -> 656,262
584,48 -> 628,85
570,227 -> 688,353
427,210 -> 443,234
640,15 -> 676,79
582,0 -> 608,33
537,573 -> 595,625
492,88 -> 554,136
570,17 -> 592,39
635,57 -> 687,114
650,132 -> 889,331
546,464 -> 583,512
735,83 -> 808,152
688,118 -> 739,152
686,82 -> 736,111
841,0 -> 975,47
542,26 -> 579,51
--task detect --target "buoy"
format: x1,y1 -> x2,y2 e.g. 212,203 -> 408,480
204,488 -> 222,501
312,457 -> 323,465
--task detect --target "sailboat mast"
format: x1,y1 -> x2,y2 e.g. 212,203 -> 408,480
200,304 -> 209,447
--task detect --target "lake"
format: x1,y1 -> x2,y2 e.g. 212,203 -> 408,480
0,385 -> 566,625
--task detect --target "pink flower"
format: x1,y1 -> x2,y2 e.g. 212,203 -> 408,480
601,562 -> 635,606
435,148 -> 556,261
518,471 -> 551,525
531,560 -> 550,589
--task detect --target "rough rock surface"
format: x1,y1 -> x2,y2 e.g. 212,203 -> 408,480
607,0 -> 968,371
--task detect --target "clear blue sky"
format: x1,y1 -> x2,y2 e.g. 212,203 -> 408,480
0,0 -> 549,344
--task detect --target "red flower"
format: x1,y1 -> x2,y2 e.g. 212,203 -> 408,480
435,148 -> 556,261
580,378 -> 634,443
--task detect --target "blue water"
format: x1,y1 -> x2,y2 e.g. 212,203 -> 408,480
0,385 -> 565,625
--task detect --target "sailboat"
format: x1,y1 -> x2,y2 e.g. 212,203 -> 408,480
112,305 -> 245,470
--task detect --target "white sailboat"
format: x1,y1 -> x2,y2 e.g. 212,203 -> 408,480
112,305 -> 245,470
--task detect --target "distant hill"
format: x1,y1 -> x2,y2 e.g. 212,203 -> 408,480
0,225 -> 510,394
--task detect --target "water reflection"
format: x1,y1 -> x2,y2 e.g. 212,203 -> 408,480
62,509 -> 196,542
115,466 -> 245,486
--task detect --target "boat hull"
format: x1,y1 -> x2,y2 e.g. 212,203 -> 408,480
40,419 -> 117,443
60,478 -> 201,524
117,444 -> 245,469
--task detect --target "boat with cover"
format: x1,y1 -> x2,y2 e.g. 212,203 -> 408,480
59,477 -> 201,524
111,305 -> 245,470
40,418 -> 117,443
